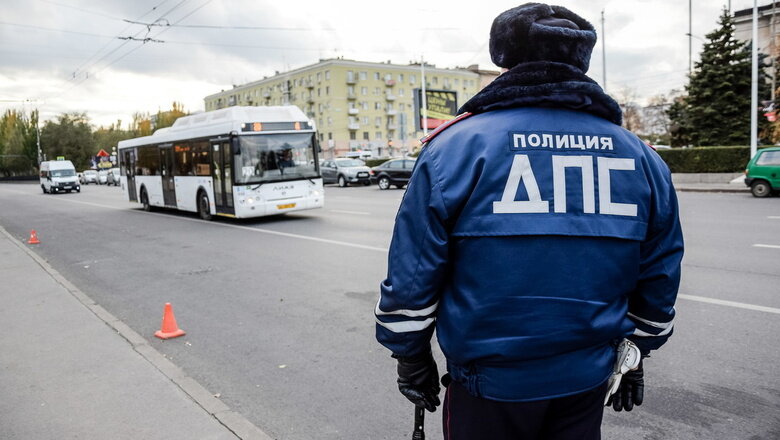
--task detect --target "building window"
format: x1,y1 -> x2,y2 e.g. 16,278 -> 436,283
361,87 -> 368,95
399,103 -> 405,111
433,77 -> 438,85
363,132 -> 369,140
375,117 -> 382,127
350,131 -> 356,140
399,88 -> 404,97
375,131 -> 383,140
326,86 -> 330,95
325,70 -> 330,80
328,132 -> 332,140
399,74 -> 404,82
362,116 -> 369,124
327,117 -> 333,126
374,72 -> 380,80
455,78 -> 460,86
360,71 -> 367,80
375,102 -> 382,110
362,101 -> 369,110
410,74 -> 416,84
317,72 -> 322,82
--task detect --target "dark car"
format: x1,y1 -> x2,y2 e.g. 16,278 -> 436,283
370,158 -> 416,190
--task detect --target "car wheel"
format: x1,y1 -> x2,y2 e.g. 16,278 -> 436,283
140,188 -> 152,211
395,184 -> 405,189
338,175 -> 348,187
198,191 -> 212,221
378,176 -> 390,190
751,180 -> 772,197
362,181 -> 370,186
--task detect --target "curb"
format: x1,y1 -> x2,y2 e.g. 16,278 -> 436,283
676,187 -> 749,193
0,225 -> 274,440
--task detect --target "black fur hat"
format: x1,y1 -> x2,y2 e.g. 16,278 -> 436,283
490,3 -> 597,72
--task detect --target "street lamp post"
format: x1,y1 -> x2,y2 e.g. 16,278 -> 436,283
751,0 -> 758,159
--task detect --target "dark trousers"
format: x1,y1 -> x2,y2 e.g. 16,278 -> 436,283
442,380 -> 608,440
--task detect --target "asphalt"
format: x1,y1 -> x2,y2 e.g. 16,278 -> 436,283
0,179 -> 752,440
0,225 -> 272,440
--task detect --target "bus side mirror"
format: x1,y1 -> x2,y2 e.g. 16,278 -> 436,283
231,138 -> 240,155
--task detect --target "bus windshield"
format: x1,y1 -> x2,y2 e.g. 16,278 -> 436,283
236,133 -> 318,184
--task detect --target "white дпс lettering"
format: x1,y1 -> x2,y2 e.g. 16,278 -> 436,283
493,154 -> 637,216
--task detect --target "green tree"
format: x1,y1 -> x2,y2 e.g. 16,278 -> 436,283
153,101 -> 188,131
131,112 -> 153,137
40,112 -> 95,170
669,8 -> 769,147
93,119 -> 133,159
0,109 -> 38,176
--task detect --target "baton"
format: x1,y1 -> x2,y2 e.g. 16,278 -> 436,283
412,405 -> 425,440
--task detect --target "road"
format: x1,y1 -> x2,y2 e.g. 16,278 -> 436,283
0,182 -> 778,439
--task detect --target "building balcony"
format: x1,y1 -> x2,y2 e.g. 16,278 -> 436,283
306,95 -> 315,104
385,79 -> 396,87
305,80 -> 314,89
386,109 -> 397,115
348,123 -> 360,130
385,94 -> 396,101
346,77 -> 357,85
262,91 -> 271,98
348,108 -> 360,115
346,92 -> 357,100
386,123 -> 398,130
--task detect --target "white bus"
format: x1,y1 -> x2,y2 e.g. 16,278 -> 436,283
117,106 -> 324,220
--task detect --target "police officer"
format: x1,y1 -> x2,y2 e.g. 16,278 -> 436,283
375,3 -> 683,439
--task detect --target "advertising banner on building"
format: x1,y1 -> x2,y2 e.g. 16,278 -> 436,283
414,89 -> 458,131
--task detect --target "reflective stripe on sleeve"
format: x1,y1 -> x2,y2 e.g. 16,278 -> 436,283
628,311 -> 675,330
375,317 -> 435,333
632,325 -> 674,338
374,299 -> 438,318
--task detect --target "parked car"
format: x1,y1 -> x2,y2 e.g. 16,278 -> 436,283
370,158 -> 416,190
744,146 -> 780,197
320,158 -> 372,187
106,167 -> 121,186
97,169 -> 109,185
80,169 -> 98,184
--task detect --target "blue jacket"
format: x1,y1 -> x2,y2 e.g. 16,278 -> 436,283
375,107 -> 683,402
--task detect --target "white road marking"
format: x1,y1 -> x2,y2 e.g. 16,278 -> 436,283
329,209 -> 371,215
679,294 -> 780,315
753,244 -> 780,249
768,216 -> 780,219
1,188 -> 390,253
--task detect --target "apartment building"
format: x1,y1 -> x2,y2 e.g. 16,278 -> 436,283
204,58 -> 498,157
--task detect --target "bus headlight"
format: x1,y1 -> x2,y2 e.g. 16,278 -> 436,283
310,189 -> 321,197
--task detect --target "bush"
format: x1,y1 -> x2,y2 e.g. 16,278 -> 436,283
365,158 -> 390,167
655,146 -> 753,173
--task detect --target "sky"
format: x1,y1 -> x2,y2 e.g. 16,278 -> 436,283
0,0 -> 762,127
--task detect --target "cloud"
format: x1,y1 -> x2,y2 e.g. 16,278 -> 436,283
0,0 -> 746,126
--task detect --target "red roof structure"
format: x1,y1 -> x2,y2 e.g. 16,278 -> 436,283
96,149 -> 110,157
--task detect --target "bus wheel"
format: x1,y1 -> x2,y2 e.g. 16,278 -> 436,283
140,188 -> 152,211
198,191 -> 212,221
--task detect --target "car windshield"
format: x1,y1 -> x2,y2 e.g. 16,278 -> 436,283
236,132 -> 319,184
51,169 -> 76,177
85,171 -> 97,175
335,159 -> 364,167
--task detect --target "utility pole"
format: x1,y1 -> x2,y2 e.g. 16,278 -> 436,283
421,55 -> 428,138
601,9 -> 607,91
751,0 -> 758,158
689,0 -> 693,75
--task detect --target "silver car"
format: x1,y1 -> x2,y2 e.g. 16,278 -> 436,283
320,158 -> 372,187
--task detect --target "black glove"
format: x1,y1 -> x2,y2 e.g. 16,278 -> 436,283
394,350 -> 441,412
607,360 -> 644,412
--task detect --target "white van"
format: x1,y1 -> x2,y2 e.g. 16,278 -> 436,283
40,160 -> 81,194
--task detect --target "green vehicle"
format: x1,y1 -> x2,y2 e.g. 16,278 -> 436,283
745,147 -> 780,197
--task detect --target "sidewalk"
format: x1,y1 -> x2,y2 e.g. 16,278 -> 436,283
672,173 -> 750,193
0,226 -> 272,440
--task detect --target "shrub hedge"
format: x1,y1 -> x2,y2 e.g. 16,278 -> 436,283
655,146 -> 752,173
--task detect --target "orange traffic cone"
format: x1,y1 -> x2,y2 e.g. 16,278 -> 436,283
154,303 -> 186,339
27,230 -> 40,244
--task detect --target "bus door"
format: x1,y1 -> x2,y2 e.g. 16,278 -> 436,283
210,139 -> 234,215
159,145 -> 177,206
123,149 -> 137,202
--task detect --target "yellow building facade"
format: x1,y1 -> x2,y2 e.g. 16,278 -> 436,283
204,58 -> 497,157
